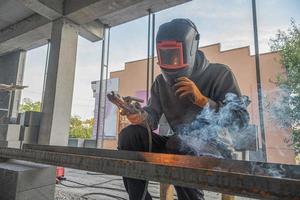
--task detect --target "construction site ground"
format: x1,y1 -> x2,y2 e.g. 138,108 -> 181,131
55,168 -> 256,200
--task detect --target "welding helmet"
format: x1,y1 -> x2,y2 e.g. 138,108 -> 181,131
156,19 -> 200,85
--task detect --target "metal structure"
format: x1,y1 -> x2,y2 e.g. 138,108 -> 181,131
146,10 -> 156,102
41,40 -> 50,111
96,26 -> 111,148
100,27 -> 111,148
151,13 -> 156,85
0,84 -> 28,92
95,28 -> 106,148
251,0 -> 266,161
146,10 -> 151,102
0,144 -> 300,200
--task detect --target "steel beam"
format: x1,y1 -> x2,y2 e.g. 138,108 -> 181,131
0,144 -> 299,199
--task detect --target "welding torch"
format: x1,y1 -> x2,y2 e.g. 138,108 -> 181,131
106,91 -> 144,115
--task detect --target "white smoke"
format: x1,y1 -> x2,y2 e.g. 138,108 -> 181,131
176,93 -> 250,159
175,90 -> 297,178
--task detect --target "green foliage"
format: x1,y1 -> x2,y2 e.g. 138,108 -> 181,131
20,100 -> 41,112
69,115 -> 94,139
20,99 -> 94,139
291,129 -> 300,154
270,20 -> 300,153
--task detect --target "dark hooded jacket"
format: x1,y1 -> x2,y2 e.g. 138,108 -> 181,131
143,50 -> 246,131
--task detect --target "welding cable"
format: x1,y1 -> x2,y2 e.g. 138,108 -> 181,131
109,181 -> 159,187
141,121 -> 152,200
60,182 -> 126,193
86,172 -> 106,175
60,180 -> 127,200
59,178 -> 122,188
81,192 -> 127,200
145,121 -> 152,152
60,177 -> 172,200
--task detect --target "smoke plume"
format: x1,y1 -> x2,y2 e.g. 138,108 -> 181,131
176,93 -> 250,159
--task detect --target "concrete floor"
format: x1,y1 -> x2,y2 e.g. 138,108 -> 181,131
55,168 -> 161,200
55,168 -> 257,200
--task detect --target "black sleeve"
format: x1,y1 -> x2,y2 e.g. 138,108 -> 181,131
143,78 -> 163,130
208,69 -> 241,109
209,68 -> 249,128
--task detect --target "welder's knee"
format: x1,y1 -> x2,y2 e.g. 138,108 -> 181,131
118,125 -> 147,151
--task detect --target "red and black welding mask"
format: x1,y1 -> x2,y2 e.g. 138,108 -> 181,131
156,19 -> 200,85
157,41 -> 187,69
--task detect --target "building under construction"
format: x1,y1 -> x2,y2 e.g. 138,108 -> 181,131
0,0 -> 299,200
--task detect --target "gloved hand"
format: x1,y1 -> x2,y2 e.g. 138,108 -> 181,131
174,77 -> 208,107
120,110 -> 147,125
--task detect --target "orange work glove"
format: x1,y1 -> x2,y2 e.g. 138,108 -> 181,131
120,110 -> 147,125
174,77 -> 208,107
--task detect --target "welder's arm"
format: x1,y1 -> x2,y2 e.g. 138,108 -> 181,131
210,69 -> 242,109
142,79 -> 163,130
211,69 -> 250,127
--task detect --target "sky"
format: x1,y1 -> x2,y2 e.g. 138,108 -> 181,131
21,0 -> 300,119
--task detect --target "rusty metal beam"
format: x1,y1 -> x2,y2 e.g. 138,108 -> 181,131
0,145 -> 300,200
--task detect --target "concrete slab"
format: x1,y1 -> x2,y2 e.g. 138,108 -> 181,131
0,159 -> 56,200
19,126 -> 39,144
0,140 -> 8,147
0,123 -> 21,149
20,111 -> 41,126
0,0 -> 189,55
0,140 -> 21,148
0,111 -> 9,123
16,184 -> 55,200
68,138 -> 84,147
16,0 -> 63,20
0,124 -> 21,141
83,139 -> 96,148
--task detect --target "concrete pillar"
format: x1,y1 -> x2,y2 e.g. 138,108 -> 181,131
0,50 -> 26,122
39,18 -> 78,146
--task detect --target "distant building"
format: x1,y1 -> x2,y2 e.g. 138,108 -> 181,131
91,78 -> 119,149
93,43 -> 295,164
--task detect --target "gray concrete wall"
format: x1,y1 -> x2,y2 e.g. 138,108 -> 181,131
0,50 -> 26,122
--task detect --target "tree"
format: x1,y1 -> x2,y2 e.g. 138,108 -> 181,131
69,115 -> 94,139
20,99 -> 94,139
83,118 -> 94,136
270,20 -> 300,154
19,99 -> 41,112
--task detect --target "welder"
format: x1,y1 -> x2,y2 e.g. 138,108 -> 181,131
118,18 -> 249,200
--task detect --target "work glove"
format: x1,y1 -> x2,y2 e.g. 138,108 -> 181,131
120,110 -> 147,125
174,77 -> 208,107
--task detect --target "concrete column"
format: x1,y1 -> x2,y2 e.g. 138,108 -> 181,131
39,18 -> 78,146
0,50 -> 26,122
